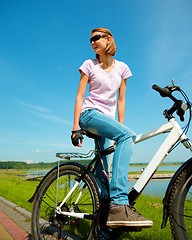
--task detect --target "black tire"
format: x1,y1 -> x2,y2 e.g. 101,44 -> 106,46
31,163 -> 100,240
169,164 -> 192,240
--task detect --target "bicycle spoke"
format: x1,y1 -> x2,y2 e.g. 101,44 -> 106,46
31,164 -> 100,240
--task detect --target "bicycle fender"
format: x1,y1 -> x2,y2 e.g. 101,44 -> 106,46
161,157 -> 192,228
28,164 -> 60,203
28,162 -> 102,203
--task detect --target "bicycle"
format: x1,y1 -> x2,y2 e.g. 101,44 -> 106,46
29,80 -> 192,240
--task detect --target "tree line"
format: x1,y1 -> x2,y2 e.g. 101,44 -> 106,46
0,160 -> 182,170
0,160 -> 92,170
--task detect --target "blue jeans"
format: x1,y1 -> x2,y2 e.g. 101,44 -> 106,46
95,136 -> 114,199
79,109 -> 136,205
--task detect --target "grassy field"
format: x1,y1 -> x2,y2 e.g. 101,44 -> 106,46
129,171 -> 174,175
129,162 -> 182,167
0,169 -> 173,239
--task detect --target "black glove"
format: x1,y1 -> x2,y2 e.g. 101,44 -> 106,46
71,130 -> 84,146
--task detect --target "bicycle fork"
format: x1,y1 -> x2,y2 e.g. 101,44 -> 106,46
55,174 -> 96,220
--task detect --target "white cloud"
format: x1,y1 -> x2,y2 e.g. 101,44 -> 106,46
18,101 -> 50,113
25,159 -> 34,164
32,111 -> 72,125
32,149 -> 41,153
18,101 -> 72,126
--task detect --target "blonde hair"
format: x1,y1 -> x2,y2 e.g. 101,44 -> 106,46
91,28 -> 117,57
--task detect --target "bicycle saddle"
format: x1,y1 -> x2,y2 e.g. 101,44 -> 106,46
80,129 -> 98,139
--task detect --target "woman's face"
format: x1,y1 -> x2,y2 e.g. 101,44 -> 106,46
90,32 -> 110,55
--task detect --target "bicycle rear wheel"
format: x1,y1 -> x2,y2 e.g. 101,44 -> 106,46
31,163 -> 100,240
169,163 -> 192,240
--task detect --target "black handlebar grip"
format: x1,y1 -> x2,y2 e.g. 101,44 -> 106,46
152,84 -> 171,97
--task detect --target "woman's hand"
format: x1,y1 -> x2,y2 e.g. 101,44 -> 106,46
71,130 -> 83,147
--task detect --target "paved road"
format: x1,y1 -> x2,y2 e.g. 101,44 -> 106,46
0,196 -> 32,240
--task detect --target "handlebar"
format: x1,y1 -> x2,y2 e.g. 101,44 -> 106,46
152,83 -> 190,122
152,84 -> 172,97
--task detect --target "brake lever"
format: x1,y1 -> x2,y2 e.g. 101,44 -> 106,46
171,79 -> 181,91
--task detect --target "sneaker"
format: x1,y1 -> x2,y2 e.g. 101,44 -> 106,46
106,203 -> 153,229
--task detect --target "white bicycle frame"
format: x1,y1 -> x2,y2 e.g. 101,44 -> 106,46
133,118 -> 192,194
56,117 -> 192,219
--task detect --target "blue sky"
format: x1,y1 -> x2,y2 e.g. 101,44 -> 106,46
0,0 -> 192,164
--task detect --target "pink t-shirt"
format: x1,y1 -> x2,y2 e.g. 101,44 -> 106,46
79,59 -> 132,119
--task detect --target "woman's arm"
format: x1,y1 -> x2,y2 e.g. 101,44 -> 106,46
117,78 -> 127,124
73,72 -> 89,131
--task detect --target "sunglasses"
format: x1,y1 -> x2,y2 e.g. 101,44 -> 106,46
90,34 -> 108,43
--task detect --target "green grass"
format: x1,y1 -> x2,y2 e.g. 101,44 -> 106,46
0,169 -> 173,239
119,194 -> 172,240
129,163 -> 182,167
129,170 -> 174,175
0,169 -> 40,212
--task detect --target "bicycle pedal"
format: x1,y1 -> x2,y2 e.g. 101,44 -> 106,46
72,219 -> 80,227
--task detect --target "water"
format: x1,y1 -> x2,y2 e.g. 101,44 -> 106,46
23,170 -> 49,179
128,179 -> 169,198
127,165 -> 181,197
27,165 -> 180,197
128,165 -> 180,172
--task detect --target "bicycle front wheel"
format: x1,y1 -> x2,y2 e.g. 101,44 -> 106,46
169,162 -> 192,240
31,163 -> 100,240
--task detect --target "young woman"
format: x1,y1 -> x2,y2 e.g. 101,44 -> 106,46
71,28 -> 153,229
